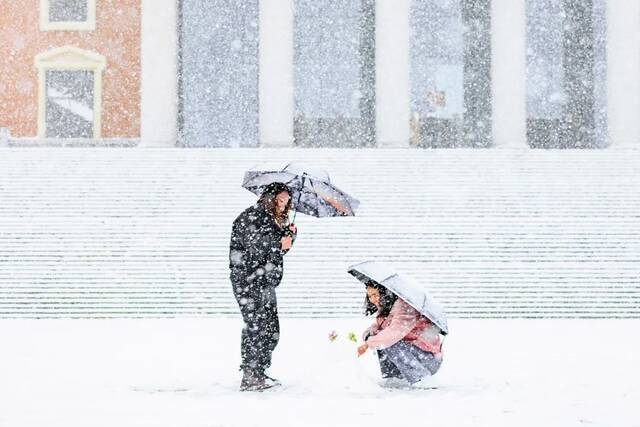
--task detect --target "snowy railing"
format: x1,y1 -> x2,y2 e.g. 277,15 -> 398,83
0,148 -> 638,318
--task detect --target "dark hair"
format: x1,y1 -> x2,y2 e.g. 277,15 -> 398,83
258,186 -> 292,227
364,282 -> 398,317
261,182 -> 291,197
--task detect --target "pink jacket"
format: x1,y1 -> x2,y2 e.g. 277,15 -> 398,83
364,298 -> 442,356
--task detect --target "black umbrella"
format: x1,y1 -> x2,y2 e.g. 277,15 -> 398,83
242,163 -> 359,222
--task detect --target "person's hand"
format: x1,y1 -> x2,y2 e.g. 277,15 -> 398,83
281,236 -> 293,251
357,343 -> 368,357
285,224 -> 298,241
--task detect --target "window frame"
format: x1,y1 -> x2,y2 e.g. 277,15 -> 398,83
35,46 -> 106,138
40,0 -> 96,31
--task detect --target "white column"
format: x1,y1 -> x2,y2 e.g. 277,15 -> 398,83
140,0 -> 178,147
260,0 -> 294,147
607,0 -> 640,148
491,0 -> 527,148
376,0 -> 410,147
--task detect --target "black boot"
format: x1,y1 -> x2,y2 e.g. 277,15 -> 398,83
262,373 -> 281,387
240,369 -> 275,392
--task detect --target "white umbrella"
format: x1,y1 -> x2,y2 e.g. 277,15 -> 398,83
348,260 -> 449,335
242,162 -> 359,219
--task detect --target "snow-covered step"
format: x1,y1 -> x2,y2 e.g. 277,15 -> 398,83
0,148 -> 639,318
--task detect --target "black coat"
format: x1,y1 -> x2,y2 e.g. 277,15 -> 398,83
229,205 -> 288,293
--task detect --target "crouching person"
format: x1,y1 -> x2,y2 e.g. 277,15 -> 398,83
357,282 -> 443,387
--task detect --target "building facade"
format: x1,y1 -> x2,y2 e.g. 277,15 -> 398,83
2,1 -> 639,148
0,0 -> 141,141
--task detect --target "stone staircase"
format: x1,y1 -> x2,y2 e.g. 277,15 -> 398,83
0,147 -> 638,318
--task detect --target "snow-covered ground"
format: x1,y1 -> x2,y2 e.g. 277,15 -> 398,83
1,318 -> 638,427
1,148 -> 638,425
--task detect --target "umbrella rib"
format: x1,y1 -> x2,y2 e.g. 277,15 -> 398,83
242,166 -> 357,218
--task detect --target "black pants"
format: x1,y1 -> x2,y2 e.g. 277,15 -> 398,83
233,284 -> 280,375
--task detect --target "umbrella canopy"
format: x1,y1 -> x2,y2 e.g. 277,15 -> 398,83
347,260 -> 449,335
242,163 -> 359,218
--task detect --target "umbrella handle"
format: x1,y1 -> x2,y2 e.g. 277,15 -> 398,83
291,174 -> 306,224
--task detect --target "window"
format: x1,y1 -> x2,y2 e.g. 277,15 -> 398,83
179,0 -> 259,147
40,0 -> 96,31
293,0 -> 376,147
45,70 -> 94,138
409,0 -> 492,148
35,47 -> 106,138
526,0 -> 607,148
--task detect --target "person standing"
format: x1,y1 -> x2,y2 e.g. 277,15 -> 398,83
229,182 -> 297,391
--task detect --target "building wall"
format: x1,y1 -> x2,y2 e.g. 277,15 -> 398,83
1,1 -> 639,147
0,0 -> 141,138
175,0 -> 640,148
